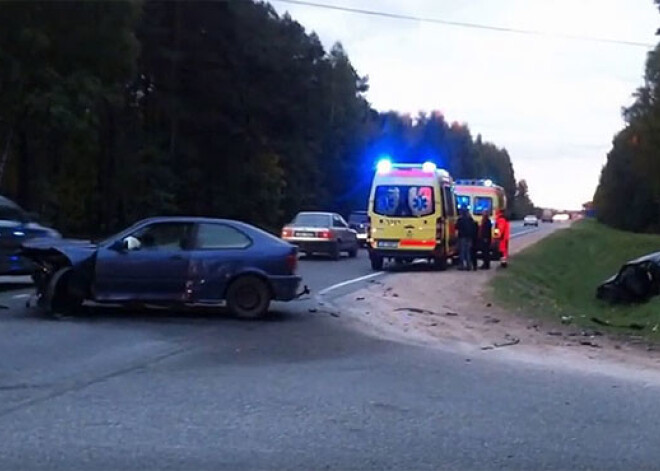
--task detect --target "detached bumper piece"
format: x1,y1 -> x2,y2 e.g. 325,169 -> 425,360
596,252 -> 660,304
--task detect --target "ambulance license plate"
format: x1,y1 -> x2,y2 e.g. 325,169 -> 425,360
377,241 -> 399,248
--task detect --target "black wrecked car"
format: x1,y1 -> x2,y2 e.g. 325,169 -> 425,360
0,195 -> 61,275
596,252 -> 660,303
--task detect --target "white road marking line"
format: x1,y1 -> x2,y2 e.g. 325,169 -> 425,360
12,294 -> 30,299
317,271 -> 384,297
511,228 -> 538,239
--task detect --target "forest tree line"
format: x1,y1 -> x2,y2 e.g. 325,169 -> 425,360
593,0 -> 660,233
0,0 -> 531,237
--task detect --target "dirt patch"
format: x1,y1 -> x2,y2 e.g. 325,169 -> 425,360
333,225 -> 660,382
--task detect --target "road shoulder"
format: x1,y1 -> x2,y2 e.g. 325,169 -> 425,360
331,225 -> 660,383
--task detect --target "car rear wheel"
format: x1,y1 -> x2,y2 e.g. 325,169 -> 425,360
330,243 -> 341,261
226,276 -> 271,319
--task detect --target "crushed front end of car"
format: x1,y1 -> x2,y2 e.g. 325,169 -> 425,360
596,252 -> 660,304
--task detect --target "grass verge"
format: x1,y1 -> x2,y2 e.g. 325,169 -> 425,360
492,220 -> 660,339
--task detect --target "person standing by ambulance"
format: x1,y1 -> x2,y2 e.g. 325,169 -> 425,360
457,207 -> 475,270
479,210 -> 493,269
495,210 -> 510,267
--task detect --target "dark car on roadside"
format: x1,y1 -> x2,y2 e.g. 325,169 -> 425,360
0,195 -> 60,275
348,210 -> 369,247
21,217 -> 304,319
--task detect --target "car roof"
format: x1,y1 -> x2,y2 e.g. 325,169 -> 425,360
295,211 -> 334,216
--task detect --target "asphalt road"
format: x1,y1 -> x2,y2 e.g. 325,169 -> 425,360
2,221 -> 659,470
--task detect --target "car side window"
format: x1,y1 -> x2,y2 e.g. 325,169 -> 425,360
131,223 -> 194,250
195,223 -> 251,249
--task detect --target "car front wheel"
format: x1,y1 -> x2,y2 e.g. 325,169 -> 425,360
226,275 -> 271,319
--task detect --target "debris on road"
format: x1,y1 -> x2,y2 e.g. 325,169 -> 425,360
561,316 -> 573,325
308,308 -> 318,313
484,316 -> 500,324
547,331 -> 563,336
356,296 -> 365,301
330,312 -> 340,318
445,311 -> 459,317
580,340 -> 601,348
494,335 -> 520,348
591,316 -> 646,330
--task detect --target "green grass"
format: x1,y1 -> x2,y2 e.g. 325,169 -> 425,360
491,220 -> 660,339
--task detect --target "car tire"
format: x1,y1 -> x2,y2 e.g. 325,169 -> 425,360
226,275 -> 271,320
348,246 -> 358,258
370,255 -> 383,271
48,267 -> 84,317
330,243 -> 341,261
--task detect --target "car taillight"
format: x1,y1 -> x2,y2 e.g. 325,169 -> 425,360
281,227 -> 292,238
285,251 -> 298,273
318,230 -> 333,239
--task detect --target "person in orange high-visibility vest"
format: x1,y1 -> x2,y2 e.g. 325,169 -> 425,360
495,210 -> 510,267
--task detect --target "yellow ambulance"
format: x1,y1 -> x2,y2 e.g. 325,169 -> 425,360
453,179 -> 507,257
367,159 -> 459,270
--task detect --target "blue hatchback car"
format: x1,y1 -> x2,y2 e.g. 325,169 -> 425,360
22,217 -> 304,319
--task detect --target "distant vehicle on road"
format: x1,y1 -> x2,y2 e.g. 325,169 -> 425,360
367,159 -> 458,270
553,213 -> 570,222
348,210 -> 369,246
541,209 -> 553,223
22,217 -> 303,319
281,211 -> 358,260
523,215 -> 539,226
0,195 -> 61,275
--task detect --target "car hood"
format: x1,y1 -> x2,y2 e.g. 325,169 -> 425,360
21,238 -> 97,265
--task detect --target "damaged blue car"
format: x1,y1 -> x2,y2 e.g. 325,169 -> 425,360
21,217 -> 305,319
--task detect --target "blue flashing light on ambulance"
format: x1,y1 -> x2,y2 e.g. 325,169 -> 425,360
367,159 -> 459,271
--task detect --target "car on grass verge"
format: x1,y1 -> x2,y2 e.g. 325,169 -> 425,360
281,211 -> 358,260
0,195 -> 61,275
21,217 -> 306,319
523,215 -> 539,226
347,210 -> 369,246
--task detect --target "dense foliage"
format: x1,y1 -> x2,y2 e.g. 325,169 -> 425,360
0,0 -> 528,237
593,1 -> 660,233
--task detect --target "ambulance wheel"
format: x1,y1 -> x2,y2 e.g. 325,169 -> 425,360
370,255 -> 383,271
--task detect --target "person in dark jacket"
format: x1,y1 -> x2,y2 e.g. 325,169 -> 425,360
470,217 -> 479,271
479,210 -> 493,269
456,207 -> 476,270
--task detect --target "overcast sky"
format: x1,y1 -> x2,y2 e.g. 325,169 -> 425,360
271,0 -> 658,209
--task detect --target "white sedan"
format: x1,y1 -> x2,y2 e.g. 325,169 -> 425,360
523,215 -> 539,226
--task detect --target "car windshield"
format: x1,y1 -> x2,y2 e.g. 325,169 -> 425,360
293,213 -> 330,227
374,185 -> 434,217
348,213 -> 368,224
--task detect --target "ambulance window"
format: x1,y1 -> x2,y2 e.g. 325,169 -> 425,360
474,196 -> 493,215
443,186 -> 456,217
374,185 -> 434,217
456,194 -> 471,212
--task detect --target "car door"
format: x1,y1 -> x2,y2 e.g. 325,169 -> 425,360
94,221 -> 195,302
188,222 -> 253,303
332,214 -> 353,249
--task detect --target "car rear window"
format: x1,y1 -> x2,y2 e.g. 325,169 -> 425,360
348,212 -> 368,224
374,185 -> 434,217
293,213 -> 330,227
